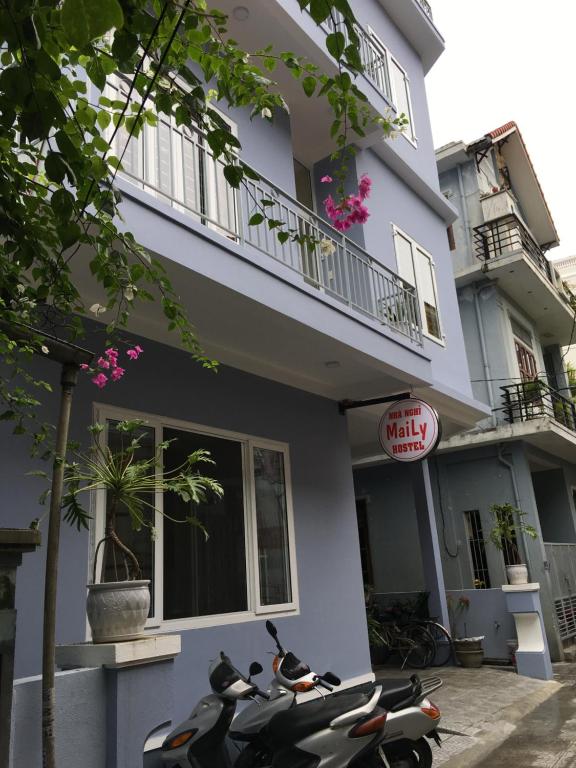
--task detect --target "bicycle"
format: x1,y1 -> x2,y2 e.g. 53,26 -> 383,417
372,619 -> 437,670
413,619 -> 453,667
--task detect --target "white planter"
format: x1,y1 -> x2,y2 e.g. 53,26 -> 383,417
87,580 -> 150,643
506,564 -> 528,585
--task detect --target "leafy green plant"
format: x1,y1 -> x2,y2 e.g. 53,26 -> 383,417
366,611 -> 385,648
488,503 -> 537,566
62,420 -> 223,583
520,379 -> 544,404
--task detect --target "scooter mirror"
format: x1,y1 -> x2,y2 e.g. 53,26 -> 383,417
249,661 -> 263,677
265,620 -> 278,638
322,672 -> 341,686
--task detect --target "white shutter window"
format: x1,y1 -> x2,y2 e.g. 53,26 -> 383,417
416,248 -> 441,339
393,226 -> 443,342
395,231 -> 416,286
390,59 -> 416,143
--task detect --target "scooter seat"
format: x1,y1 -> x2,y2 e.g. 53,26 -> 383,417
378,679 -> 419,711
340,679 -> 419,712
266,692 -> 371,748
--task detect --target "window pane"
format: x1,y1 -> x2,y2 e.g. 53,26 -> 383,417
391,61 -> 414,140
163,428 -> 247,619
254,447 -> 292,606
417,250 -> 441,339
104,421 -> 156,613
395,233 -> 416,286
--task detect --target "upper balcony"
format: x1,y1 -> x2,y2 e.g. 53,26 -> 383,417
375,0 -> 443,73
496,379 -> 576,461
112,115 -> 422,349
211,1 -> 454,224
454,212 -> 576,346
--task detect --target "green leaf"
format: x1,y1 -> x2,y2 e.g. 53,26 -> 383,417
302,76 -> 316,97
57,221 -> 82,249
61,0 -> 124,48
277,231 -> 290,244
51,189 -> 75,220
309,0 -> 331,24
45,152 -> 69,184
326,32 -> 346,60
223,165 -> 243,188
97,110 -> 111,130
249,213 -> 264,226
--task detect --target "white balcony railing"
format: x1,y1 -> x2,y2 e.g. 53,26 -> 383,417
108,84 -> 423,346
323,13 -> 392,102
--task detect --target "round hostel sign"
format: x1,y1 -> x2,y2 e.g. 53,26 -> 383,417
378,398 -> 441,462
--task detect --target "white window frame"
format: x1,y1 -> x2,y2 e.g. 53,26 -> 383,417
89,403 -> 299,634
366,27 -> 417,147
392,225 -> 444,344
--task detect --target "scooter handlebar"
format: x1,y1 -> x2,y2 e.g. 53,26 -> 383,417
253,687 -> 271,700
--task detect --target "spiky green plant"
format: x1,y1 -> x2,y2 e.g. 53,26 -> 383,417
62,420 -> 223,583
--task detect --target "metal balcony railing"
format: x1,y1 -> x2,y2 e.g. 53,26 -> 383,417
473,214 -> 553,282
323,13 -> 392,101
108,90 -> 422,345
500,380 -> 576,433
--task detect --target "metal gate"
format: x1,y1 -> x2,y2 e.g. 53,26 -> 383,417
545,543 -> 576,640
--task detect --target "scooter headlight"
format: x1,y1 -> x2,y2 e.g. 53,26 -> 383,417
163,729 -> 198,750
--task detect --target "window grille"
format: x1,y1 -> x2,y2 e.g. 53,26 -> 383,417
463,510 -> 491,589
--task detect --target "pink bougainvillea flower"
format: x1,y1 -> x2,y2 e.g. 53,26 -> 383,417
126,345 -> 143,361
97,356 -> 110,369
105,348 -> 119,363
358,174 -> 372,200
110,366 -> 125,382
80,363 -> 89,371
322,175 -> 372,231
92,373 -> 108,389
320,175 -> 333,183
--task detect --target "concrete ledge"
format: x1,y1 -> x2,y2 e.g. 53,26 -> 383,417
56,633 -> 181,669
502,583 -> 540,592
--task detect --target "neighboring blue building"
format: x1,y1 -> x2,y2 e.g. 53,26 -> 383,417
2,3 -> 488,764
354,121 -> 576,663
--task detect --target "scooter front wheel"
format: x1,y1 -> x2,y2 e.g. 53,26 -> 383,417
364,737 -> 433,768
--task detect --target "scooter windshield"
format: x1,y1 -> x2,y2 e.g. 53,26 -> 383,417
281,651 -> 311,681
209,653 -> 252,696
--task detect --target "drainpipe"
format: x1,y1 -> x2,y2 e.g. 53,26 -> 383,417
473,287 -> 497,426
497,444 -> 521,510
457,165 -> 473,257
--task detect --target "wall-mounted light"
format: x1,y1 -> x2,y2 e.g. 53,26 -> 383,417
233,6 -> 250,21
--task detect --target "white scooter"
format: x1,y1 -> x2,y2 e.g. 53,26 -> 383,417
160,621 -> 442,768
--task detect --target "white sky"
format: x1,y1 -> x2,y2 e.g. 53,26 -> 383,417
425,0 -> 576,260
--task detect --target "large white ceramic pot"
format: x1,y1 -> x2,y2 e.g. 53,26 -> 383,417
506,564 -> 528,585
87,580 -> 150,643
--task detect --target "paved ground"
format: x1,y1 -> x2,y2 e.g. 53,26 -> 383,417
375,663 -> 563,766
471,664 -> 576,767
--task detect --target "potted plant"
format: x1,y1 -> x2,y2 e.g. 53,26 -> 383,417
63,420 -> 223,643
488,503 -> 538,585
447,595 -> 485,668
